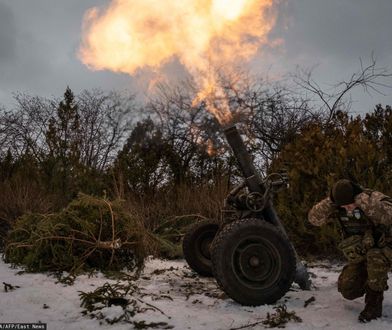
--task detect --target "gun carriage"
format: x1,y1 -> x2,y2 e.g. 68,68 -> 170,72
183,125 -> 310,305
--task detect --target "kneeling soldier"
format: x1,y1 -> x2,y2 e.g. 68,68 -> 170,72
308,179 -> 392,322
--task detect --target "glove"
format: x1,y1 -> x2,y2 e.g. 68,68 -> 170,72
362,229 -> 375,250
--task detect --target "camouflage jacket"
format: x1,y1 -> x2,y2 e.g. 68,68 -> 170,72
308,190 -> 392,228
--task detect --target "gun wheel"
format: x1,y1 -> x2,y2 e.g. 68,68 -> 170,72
211,218 -> 296,306
182,220 -> 220,277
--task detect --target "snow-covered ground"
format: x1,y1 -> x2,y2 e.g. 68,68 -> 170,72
0,257 -> 391,330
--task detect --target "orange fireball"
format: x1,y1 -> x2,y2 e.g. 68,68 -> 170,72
79,0 -> 278,125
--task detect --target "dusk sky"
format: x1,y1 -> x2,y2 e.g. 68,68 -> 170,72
0,0 -> 391,113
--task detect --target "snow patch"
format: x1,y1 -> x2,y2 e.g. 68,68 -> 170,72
0,257 -> 391,329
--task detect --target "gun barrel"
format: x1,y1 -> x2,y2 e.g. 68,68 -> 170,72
223,125 -> 288,235
223,125 -> 264,193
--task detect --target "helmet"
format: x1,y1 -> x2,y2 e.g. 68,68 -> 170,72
331,179 -> 355,206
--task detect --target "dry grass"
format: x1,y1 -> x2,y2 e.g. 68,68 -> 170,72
0,176 -> 59,248
124,178 -> 229,258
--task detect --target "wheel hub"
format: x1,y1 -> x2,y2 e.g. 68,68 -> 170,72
233,238 -> 281,289
237,244 -> 273,282
249,256 -> 260,267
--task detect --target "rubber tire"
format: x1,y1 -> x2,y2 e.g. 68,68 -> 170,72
182,220 -> 220,277
211,218 -> 296,306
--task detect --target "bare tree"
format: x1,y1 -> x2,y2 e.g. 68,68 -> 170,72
216,72 -> 317,168
0,89 -> 137,171
292,56 -> 392,122
248,86 -> 316,165
77,89 -> 137,171
147,81 -> 224,183
0,94 -> 54,159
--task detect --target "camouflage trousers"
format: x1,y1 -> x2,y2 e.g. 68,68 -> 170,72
338,248 -> 392,299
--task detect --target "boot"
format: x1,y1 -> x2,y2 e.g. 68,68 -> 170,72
358,287 -> 383,323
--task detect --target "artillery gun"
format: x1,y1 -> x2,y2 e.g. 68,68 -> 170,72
183,125 -> 310,306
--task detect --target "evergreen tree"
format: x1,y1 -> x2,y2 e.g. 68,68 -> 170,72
45,87 -> 82,196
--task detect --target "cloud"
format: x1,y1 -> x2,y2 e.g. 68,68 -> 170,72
252,0 -> 392,113
284,0 -> 392,62
0,0 -> 128,106
0,3 -> 17,61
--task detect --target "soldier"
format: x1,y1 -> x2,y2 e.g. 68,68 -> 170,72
308,179 -> 392,322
